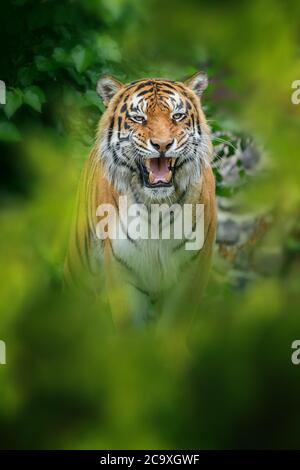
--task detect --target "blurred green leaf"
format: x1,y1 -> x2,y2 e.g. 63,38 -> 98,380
71,45 -> 93,74
35,55 -> 57,73
96,35 -> 121,63
17,65 -> 39,87
286,238 -> 300,252
23,86 -> 46,113
4,89 -> 23,119
0,121 -> 21,142
52,47 -> 69,65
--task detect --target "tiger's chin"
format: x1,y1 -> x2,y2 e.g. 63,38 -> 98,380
142,184 -> 176,202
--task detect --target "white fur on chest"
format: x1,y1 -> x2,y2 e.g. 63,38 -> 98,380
112,236 -> 189,293
111,204 -> 196,293
94,192 -> 201,294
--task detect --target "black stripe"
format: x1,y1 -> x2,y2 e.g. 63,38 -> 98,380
136,89 -> 152,97
158,101 -> 170,111
157,82 -> 177,91
134,138 -> 149,151
75,230 -> 87,269
176,188 -> 187,204
107,115 -> 115,146
197,123 -> 202,136
176,139 -> 189,152
191,113 -> 195,128
175,156 -> 194,170
173,238 -> 186,252
159,89 -> 176,96
135,80 -> 154,90
131,185 -> 143,204
112,149 -> 135,172
110,240 -> 135,274
125,79 -> 148,89
84,232 -> 94,272
117,116 -> 122,136
128,281 -> 151,298
130,104 -> 139,112
182,248 -> 202,269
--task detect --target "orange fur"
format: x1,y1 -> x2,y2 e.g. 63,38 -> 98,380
64,75 -> 217,327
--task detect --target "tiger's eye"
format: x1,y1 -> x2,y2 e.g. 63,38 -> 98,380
131,115 -> 146,124
173,113 -> 186,121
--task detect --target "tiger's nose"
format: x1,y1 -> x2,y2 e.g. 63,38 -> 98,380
150,138 -> 174,154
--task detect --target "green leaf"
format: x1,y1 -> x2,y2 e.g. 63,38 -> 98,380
71,45 -> 93,74
4,89 -> 23,119
216,185 -> 233,197
17,65 -> 39,87
52,47 -> 69,65
23,86 -> 46,113
286,237 -> 300,252
0,121 -> 21,142
35,55 -> 56,72
96,35 -> 121,63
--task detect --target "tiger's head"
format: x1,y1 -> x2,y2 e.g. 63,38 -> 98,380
96,73 -> 212,203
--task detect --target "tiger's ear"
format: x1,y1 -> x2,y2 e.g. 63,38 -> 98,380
184,71 -> 208,97
96,75 -> 124,106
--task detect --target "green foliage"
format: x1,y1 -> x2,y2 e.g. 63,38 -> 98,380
0,0 -> 300,451
0,0 -> 136,153
23,86 -> 46,113
0,121 -> 21,142
4,90 -> 23,119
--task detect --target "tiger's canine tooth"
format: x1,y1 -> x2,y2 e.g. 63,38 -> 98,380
149,172 -> 156,184
165,170 -> 172,182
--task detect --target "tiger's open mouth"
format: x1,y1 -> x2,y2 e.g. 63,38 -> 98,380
140,156 -> 177,188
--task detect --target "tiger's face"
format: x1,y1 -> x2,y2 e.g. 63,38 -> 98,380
97,73 -> 211,202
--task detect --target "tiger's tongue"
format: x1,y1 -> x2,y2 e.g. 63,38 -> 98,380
150,156 -> 169,182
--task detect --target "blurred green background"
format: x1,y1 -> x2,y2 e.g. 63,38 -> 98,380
0,0 -> 300,449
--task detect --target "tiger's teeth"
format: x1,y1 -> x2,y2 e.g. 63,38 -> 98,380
149,172 -> 156,184
144,159 -> 150,170
168,157 -> 177,167
165,171 -> 172,183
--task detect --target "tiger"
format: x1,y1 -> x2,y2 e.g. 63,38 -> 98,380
64,72 -> 217,328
